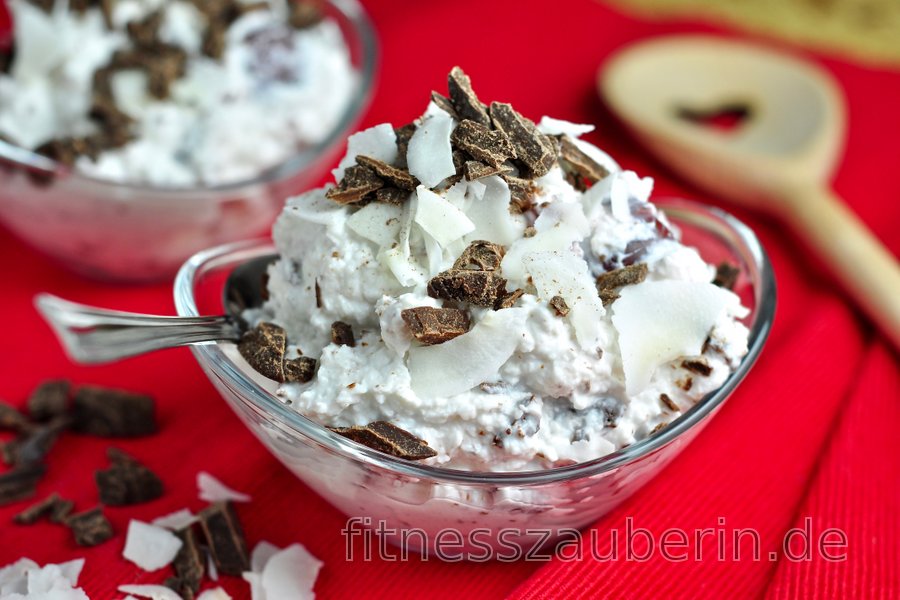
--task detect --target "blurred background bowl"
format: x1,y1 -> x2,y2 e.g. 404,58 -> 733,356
0,0 -> 377,283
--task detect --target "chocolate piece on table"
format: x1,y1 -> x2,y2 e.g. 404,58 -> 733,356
489,102 -> 557,179
199,502 -> 250,576
355,155 -> 418,191
171,526 -> 205,600
325,164 -> 384,205
450,119 -> 516,169
0,463 -> 46,506
452,240 -> 505,272
427,269 -> 508,308
329,421 -> 437,460
401,307 -> 471,345
330,321 -> 356,347
238,322 -> 288,382
8,416 -> 69,465
549,295 -> 570,317
12,492 -> 69,525
72,386 -> 157,437
713,262 -> 740,290
447,66 -> 491,126
558,134 -> 610,189
0,401 -> 30,432
67,507 -> 114,547
27,379 -> 71,422
95,447 -> 164,506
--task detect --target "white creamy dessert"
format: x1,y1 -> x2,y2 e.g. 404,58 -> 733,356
245,68 -> 750,472
0,0 -> 356,186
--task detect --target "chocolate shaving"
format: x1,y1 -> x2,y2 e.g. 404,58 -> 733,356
7,417 -> 69,466
331,321 -> 355,347
289,0 -> 324,29
502,174 -> 538,213
453,240 -> 504,271
659,393 -> 679,411
27,379 -> 71,422
495,288 -> 525,310
450,119 -> 516,168
596,263 -> 648,306
95,447 -> 164,506
427,269 -> 507,308
713,262 -> 740,290
170,527 -> 205,600
0,402 -> 31,433
13,493 -> 71,525
549,295 -> 570,317
677,377 -> 693,392
489,102 -> 557,179
401,307 -> 471,345
447,66 -> 490,126
67,506 -> 114,547
72,386 -> 157,437
356,155 -> 418,190
558,135 -> 610,189
326,164 -> 384,205
315,280 -> 322,309
463,160 -> 513,181
681,358 -> 713,377
375,187 -> 410,205
329,421 -> 437,460
394,123 -> 416,168
34,137 -> 100,167
430,91 -> 459,119
0,464 -> 46,506
126,10 -> 163,49
284,357 -> 317,383
238,322 -> 288,382
650,422 -> 669,435
199,502 -> 250,576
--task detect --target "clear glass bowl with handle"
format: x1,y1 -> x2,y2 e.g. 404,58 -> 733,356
0,0 -> 377,283
173,199 -> 775,557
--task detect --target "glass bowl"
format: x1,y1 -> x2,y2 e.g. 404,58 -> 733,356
0,0 -> 377,283
174,199 -> 775,556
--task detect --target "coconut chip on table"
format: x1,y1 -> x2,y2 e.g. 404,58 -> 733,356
0,557 -> 87,599
123,520 -> 184,572
197,472 -> 251,504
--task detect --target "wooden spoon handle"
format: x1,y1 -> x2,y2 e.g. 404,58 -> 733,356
783,185 -> 900,351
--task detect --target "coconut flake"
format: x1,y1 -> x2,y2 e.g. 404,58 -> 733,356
523,251 -> 606,350
118,584 -> 184,600
347,201 -> 404,248
197,588 -> 232,600
409,308 -> 528,398
413,186 -> 475,248
151,509 -> 199,531
501,201 -> 589,285
260,544 -> 323,600
206,550 -> 219,582
197,472 -> 251,503
378,201 -> 427,287
537,116 -> 595,137
464,176 -> 526,247
250,541 -> 281,573
122,520 -> 184,572
407,107 -> 456,188
571,139 -> 622,176
611,281 -> 739,394
332,124 -> 398,181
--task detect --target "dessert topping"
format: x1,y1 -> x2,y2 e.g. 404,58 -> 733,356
549,295 -> 570,317
450,119 -> 517,168
489,102 -> 557,178
596,263 -> 649,306
401,306 -> 471,345
558,134 -> 611,190
328,421 -> 437,460
330,321 -> 356,347
447,66 -> 490,126
199,502 -> 250,576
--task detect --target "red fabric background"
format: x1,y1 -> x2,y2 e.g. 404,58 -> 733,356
1,0 -> 898,598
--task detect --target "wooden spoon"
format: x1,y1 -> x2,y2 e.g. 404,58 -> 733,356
600,35 -> 900,350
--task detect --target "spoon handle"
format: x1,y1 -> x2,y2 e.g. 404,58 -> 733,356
35,293 -> 242,364
783,186 -> 900,351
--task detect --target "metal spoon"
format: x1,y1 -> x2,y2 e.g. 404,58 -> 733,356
35,254 -> 276,364
600,35 -> 900,350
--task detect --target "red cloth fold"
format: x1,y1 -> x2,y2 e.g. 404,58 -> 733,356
1,0 -> 898,598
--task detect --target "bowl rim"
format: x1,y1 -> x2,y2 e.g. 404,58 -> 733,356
174,199 -> 776,485
0,0 -> 378,195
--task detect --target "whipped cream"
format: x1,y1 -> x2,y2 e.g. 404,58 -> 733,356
0,0 -> 356,186
251,80 -> 750,472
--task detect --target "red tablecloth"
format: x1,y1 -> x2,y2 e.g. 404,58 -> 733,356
1,1 -> 898,598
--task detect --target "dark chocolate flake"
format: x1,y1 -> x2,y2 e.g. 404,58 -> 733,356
713,262 -> 740,290
558,134 -> 610,189
8,416 -> 69,465
199,502 -> 250,576
72,386 -> 157,437
427,269 -> 507,308
394,123 -> 416,168
238,322 -> 288,382
374,187 -> 410,205
450,119 -> 516,168
502,174 -> 539,213
329,421 -> 437,460
326,164 -> 384,205
495,288 -> 525,310
463,160 -> 507,181
549,295 -> 570,317
356,155 -> 418,191
27,379 -> 71,422
331,321 -> 355,347
283,357 -> 317,383
67,506 -> 114,547
681,358 -> 713,377
0,401 -> 31,433
13,492 -> 69,525
171,527 -> 205,600
453,240 -> 504,271
447,66 -> 490,126
596,263 -> 648,306
430,91 -> 459,119
401,307 -> 471,345
95,447 -> 164,506
489,102 -> 557,179
0,463 -> 46,506
659,393 -> 679,412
